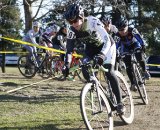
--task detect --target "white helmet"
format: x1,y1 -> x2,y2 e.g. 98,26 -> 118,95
32,21 -> 40,28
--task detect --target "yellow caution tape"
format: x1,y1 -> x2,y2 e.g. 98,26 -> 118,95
146,64 -> 160,67
0,51 -> 28,54
0,36 -> 83,58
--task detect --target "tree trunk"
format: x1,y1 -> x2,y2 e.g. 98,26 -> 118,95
23,0 -> 33,33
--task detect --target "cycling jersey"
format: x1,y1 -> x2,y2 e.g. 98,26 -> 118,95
41,32 -> 52,44
114,27 -> 145,50
22,29 -> 39,45
52,27 -> 67,46
65,15 -> 111,64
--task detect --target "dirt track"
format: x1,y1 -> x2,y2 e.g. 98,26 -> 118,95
0,68 -> 160,130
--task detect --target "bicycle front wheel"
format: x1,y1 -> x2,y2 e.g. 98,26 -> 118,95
115,71 -> 134,124
134,65 -> 148,105
17,55 -> 36,78
80,83 -> 113,130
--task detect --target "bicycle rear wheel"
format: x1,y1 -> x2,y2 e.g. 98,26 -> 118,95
17,55 -> 36,78
46,56 -> 64,78
134,65 -> 148,105
80,83 -> 113,130
115,71 -> 134,124
70,59 -> 86,82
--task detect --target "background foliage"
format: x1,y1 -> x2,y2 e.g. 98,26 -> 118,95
0,0 -> 160,55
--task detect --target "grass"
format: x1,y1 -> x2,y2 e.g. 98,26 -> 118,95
0,67 -> 85,130
0,66 -> 160,130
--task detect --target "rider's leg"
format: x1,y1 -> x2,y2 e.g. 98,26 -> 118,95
104,44 -> 125,113
123,55 -> 137,91
81,56 -> 92,82
135,52 -> 150,79
104,64 -> 122,103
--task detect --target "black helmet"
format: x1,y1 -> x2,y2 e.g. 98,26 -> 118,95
101,15 -> 112,25
64,4 -> 84,21
116,17 -> 128,30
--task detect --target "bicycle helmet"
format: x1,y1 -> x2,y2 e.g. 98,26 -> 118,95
49,24 -> 60,33
116,17 -> 128,30
64,4 -> 84,21
101,15 -> 112,25
32,21 -> 40,28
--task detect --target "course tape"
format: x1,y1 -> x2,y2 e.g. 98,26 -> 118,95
0,51 -> 28,54
146,64 -> 160,67
0,36 -> 83,58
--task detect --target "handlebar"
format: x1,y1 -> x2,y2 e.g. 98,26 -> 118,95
120,48 -> 142,58
80,61 -> 108,72
100,65 -> 109,72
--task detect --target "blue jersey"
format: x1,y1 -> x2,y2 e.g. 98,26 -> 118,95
114,27 -> 144,50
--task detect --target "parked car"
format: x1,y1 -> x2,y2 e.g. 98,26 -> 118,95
0,54 -> 19,65
146,55 -> 160,75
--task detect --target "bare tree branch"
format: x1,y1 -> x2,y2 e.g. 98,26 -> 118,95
32,0 -> 44,20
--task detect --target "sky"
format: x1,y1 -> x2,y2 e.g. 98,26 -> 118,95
17,0 -> 53,23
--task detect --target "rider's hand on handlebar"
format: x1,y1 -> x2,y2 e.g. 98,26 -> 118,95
93,53 -> 105,68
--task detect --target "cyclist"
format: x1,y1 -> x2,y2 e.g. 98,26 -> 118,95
52,23 -> 67,61
22,21 -> 41,68
52,23 -> 67,50
101,15 -> 118,35
101,15 -> 126,71
40,24 -> 60,54
62,3 -> 125,114
114,17 -> 150,91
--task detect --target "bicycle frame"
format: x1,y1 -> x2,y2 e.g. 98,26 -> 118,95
84,63 -> 116,113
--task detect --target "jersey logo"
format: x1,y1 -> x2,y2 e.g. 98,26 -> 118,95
114,35 -> 120,43
67,30 -> 75,39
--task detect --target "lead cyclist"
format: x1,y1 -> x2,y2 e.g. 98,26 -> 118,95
62,3 -> 125,114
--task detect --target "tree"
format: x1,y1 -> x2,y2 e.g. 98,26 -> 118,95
0,0 -> 22,38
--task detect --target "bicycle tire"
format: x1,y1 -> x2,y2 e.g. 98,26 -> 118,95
80,83 -> 113,130
17,55 -> 36,78
46,56 -> 64,78
37,54 -> 51,79
134,64 -> 148,105
115,71 -> 134,124
70,59 -> 86,82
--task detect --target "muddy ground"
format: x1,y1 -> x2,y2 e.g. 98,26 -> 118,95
0,67 -> 160,130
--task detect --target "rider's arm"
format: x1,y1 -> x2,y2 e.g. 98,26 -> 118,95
132,28 -> 145,46
28,30 -> 39,45
113,34 -> 121,49
42,33 -> 52,43
64,29 -> 75,66
94,18 -> 111,56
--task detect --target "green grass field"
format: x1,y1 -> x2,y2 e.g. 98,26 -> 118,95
0,67 -> 86,130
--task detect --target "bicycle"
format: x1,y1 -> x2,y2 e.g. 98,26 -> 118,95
18,49 -> 50,78
46,50 -> 85,81
121,49 -> 148,105
115,48 -> 126,75
80,62 -> 134,130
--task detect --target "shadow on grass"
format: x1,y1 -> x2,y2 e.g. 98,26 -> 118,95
0,93 -> 79,104
0,123 -> 83,130
114,120 -> 127,127
0,82 -> 18,87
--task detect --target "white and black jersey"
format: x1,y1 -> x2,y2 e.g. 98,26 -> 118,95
65,16 -> 111,64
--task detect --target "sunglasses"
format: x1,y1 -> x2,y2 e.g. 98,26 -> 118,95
68,18 -> 79,25
118,28 -> 126,31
